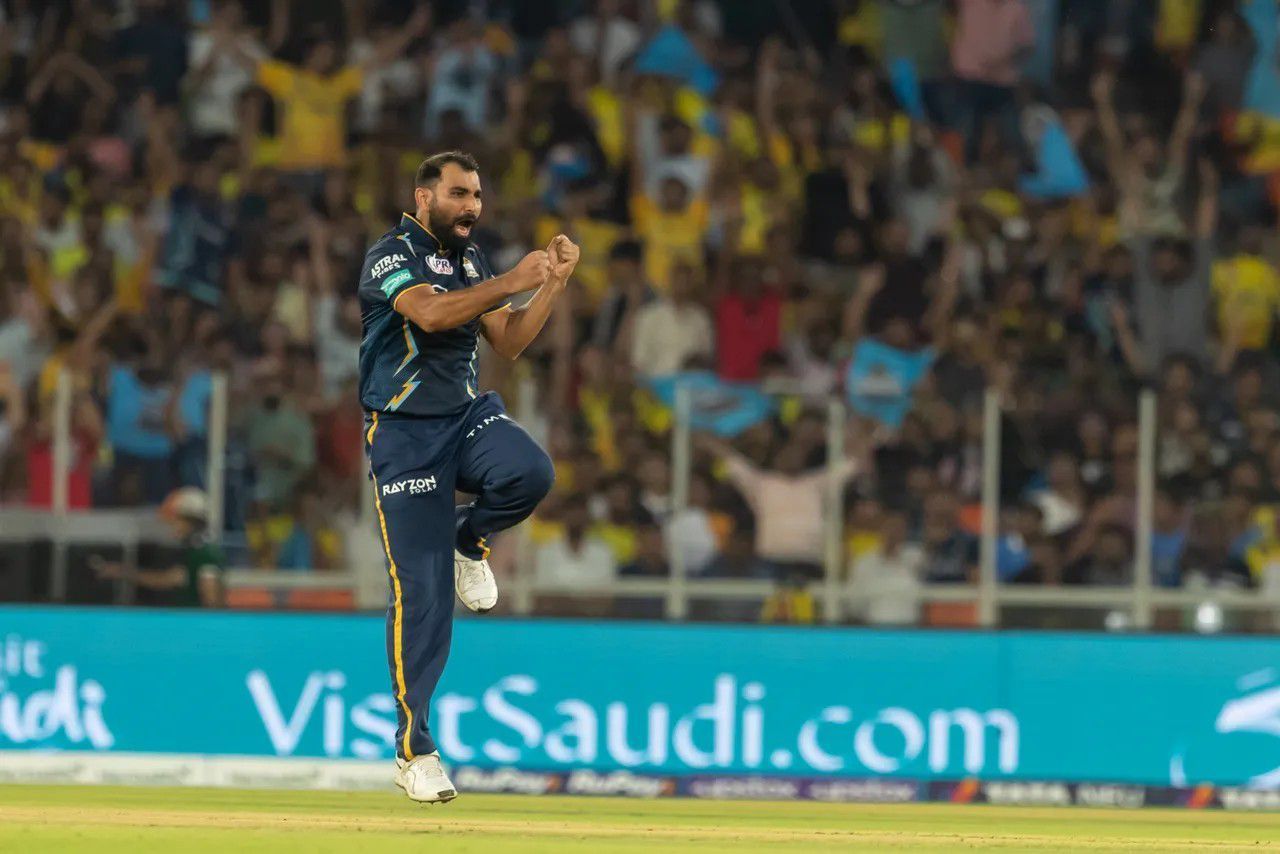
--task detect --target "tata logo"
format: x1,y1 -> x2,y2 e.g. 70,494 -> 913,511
382,476 -> 437,496
427,256 -> 454,275
372,254 -> 407,278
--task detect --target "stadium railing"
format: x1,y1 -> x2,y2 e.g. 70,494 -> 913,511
7,370 -> 1279,632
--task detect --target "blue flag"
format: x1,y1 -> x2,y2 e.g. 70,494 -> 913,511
1019,118 -> 1089,198
1244,0 -> 1280,117
845,340 -> 935,428
632,25 -> 719,96
647,371 -> 774,437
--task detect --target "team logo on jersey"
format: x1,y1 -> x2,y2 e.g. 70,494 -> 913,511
380,269 -> 414,297
427,255 -> 454,275
462,257 -> 480,279
372,254 -> 407,278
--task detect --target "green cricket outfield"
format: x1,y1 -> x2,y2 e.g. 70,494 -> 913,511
1,785 -> 1278,852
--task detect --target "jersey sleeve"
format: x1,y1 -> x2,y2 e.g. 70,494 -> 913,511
358,243 -> 430,309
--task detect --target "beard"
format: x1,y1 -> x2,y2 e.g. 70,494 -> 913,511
427,202 -> 477,253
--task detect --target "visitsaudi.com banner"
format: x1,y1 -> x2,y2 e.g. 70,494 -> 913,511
3,607 -> 1280,790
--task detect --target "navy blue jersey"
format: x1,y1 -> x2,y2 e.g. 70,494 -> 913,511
358,213 -> 510,417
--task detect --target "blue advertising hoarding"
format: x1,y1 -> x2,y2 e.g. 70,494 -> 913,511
1,606 -> 1279,788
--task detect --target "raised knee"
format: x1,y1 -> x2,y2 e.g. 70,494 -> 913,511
522,452 -> 555,502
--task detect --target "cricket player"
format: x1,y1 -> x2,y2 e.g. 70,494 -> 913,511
358,151 -> 577,802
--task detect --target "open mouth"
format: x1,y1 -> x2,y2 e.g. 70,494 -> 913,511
453,215 -> 477,236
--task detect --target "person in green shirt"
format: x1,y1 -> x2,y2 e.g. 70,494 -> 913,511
92,487 -> 224,607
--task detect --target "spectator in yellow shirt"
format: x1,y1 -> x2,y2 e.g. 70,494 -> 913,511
534,180 -> 619,308
221,8 -> 429,178
630,176 -> 708,293
1213,226 -> 1280,352
625,107 -> 710,292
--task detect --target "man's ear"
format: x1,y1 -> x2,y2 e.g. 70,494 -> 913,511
413,185 -> 432,211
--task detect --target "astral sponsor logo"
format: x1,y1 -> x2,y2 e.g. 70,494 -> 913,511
566,769 -> 674,798
807,778 -> 919,803
427,256 -> 454,275
453,766 -> 562,795
381,476 -> 437,497
371,254 -> 407,278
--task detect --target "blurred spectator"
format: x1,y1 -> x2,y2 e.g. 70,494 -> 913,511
272,490 -> 344,571
533,493 -> 617,592
848,507 -> 924,624
919,491 -> 977,582
91,487 -> 224,607
950,0 -> 1035,162
1067,523 -> 1133,586
700,429 -> 862,580
246,375 -> 314,510
1152,488 -> 1190,588
629,262 -> 712,376
666,473 -> 719,575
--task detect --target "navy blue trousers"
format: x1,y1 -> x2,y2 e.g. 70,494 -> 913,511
365,392 -> 553,760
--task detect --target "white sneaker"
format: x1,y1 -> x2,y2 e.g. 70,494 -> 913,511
454,550 -> 498,612
395,752 -> 457,803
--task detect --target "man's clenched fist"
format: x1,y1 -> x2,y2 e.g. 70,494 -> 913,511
514,250 -> 552,290
547,234 -> 580,282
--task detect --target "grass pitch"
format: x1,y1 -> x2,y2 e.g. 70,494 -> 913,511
1,785 -> 1278,852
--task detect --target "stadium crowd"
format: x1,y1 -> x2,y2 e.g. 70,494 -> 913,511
3,0 -> 1280,626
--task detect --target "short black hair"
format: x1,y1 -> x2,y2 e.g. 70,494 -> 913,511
415,151 -> 480,187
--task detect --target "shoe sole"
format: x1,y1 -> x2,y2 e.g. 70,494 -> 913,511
395,776 -> 458,804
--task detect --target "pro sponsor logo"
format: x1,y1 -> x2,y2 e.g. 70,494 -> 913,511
371,254 -> 407,278
427,256 -> 454,275
380,269 -> 414,297
381,476 -> 437,497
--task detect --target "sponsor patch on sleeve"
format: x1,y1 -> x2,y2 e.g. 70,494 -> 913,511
380,269 -> 415,297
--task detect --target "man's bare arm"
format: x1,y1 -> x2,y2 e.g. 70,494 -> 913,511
481,236 -> 580,359
394,250 -> 550,333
